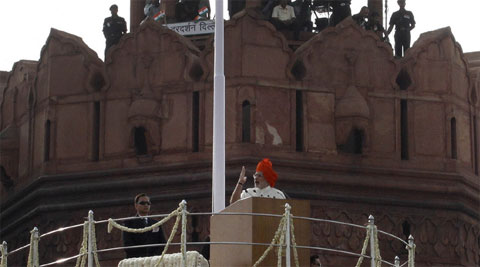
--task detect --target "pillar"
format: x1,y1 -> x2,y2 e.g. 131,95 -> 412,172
130,0 -> 145,33
368,0 -> 383,27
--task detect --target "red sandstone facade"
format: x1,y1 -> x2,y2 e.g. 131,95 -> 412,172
1,8 -> 479,267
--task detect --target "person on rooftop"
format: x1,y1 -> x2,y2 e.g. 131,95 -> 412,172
352,6 -> 369,29
386,0 -> 415,57
292,0 -> 313,33
366,11 -> 386,40
330,0 -> 351,26
230,158 -> 286,204
271,0 -> 300,40
103,4 -> 127,56
144,0 -> 164,22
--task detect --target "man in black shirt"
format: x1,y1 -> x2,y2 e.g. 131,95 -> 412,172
103,4 -> 127,56
386,0 -> 415,57
123,193 -> 167,258
351,6 -> 369,29
330,0 -> 351,26
366,11 -> 386,40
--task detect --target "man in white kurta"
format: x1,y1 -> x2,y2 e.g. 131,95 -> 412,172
230,158 -> 285,204
240,185 -> 285,199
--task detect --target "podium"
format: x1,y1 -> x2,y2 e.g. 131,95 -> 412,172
210,198 -> 311,267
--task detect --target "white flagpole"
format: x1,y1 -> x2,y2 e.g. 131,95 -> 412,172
212,0 -> 225,213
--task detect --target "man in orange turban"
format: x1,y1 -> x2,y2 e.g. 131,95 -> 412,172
230,158 -> 286,204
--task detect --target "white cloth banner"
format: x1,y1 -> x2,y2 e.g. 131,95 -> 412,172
164,20 -> 215,36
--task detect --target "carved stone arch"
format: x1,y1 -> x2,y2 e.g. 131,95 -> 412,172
471,70 -> 480,106
2,61 -> 37,129
188,58 -> 204,82
404,27 -> 472,100
32,29 -> 103,101
289,18 -> 395,92
105,20 -> 203,94
470,80 -> 478,106
236,86 -> 256,143
87,68 -> 106,92
0,124 -> 19,183
291,59 -> 306,81
445,107 -> 459,160
201,8 -> 293,81
128,120 -> 158,157
395,67 -> 412,90
335,85 -> 370,154
127,99 -> 165,156
0,165 -> 14,189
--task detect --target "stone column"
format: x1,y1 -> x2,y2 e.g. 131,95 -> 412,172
368,0 -> 383,26
130,0 -> 145,32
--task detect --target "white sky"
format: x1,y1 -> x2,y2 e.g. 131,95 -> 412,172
0,0 -> 478,71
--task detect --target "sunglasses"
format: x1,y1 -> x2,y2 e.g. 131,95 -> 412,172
138,201 -> 151,206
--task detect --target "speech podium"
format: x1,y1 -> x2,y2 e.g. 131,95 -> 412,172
210,197 -> 311,267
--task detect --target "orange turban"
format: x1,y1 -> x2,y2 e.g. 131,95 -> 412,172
256,158 -> 278,187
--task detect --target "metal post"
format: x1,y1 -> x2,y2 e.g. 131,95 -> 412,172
1,241 -> 7,266
368,215 -> 375,267
384,0 -> 388,30
32,227 -> 39,267
212,0 -> 226,214
181,200 -> 187,267
394,256 -> 400,267
285,204 -> 291,267
87,210 -> 94,267
408,235 -> 415,267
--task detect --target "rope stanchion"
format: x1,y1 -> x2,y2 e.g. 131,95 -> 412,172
75,218 -> 100,267
0,241 -> 7,267
355,221 -> 382,267
252,203 -> 300,267
288,216 -> 300,267
27,227 -> 39,267
407,235 -> 415,267
394,256 -> 400,267
284,204 -> 290,267
153,201 -> 188,267
180,200 -> 187,267
372,225 -> 382,267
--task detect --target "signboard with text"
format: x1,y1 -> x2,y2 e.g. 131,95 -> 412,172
165,20 -> 215,36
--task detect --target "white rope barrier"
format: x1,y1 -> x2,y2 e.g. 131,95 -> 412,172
75,221 -> 100,267
2,202 -> 415,267
0,241 -> 7,267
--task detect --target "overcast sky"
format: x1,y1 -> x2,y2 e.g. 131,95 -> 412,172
0,0 -> 478,71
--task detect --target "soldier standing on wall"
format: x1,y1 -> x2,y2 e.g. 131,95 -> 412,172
330,0 -> 351,26
103,4 -> 127,57
386,0 -> 415,58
